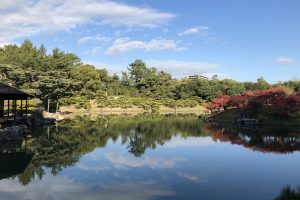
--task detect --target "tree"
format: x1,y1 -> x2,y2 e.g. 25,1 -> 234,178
220,79 -> 245,95
149,71 -> 174,99
229,95 -> 247,108
275,80 -> 300,93
208,95 -> 231,110
255,77 -> 270,90
0,40 -> 83,111
243,77 -> 271,91
286,94 -> 300,114
128,59 -> 149,86
127,59 -> 174,99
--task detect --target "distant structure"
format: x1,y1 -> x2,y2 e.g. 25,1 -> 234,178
188,74 -> 209,80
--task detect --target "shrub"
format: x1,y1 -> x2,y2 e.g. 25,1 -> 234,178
209,87 -> 300,117
59,96 -> 90,109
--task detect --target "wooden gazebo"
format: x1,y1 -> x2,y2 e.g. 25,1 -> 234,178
0,82 -> 33,123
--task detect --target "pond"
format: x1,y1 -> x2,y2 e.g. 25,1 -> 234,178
0,115 -> 300,200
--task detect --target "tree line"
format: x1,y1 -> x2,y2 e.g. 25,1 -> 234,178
0,40 -> 299,110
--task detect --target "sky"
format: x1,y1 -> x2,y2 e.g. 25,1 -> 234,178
0,0 -> 299,82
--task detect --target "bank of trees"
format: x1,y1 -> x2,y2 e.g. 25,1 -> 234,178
0,40 -> 299,110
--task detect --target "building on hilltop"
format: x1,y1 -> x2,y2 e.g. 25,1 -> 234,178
188,74 -> 209,80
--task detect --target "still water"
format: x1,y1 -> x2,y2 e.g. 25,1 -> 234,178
0,115 -> 300,200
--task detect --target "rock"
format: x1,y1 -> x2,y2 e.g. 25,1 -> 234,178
56,115 -> 65,121
43,111 -> 65,121
27,111 -> 65,127
0,126 -> 24,141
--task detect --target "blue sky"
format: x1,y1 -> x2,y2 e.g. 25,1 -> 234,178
0,0 -> 299,82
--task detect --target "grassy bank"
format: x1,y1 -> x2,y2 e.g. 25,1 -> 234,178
59,104 -> 207,119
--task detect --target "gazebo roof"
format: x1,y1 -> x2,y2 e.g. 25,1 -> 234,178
0,82 -> 33,99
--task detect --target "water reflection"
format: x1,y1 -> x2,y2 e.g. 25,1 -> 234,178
274,185 -> 300,200
0,115 -> 205,185
205,122 -> 300,154
0,115 -> 299,200
0,175 -> 175,200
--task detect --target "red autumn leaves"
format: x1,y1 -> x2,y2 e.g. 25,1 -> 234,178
209,88 -> 300,116
209,95 -> 231,110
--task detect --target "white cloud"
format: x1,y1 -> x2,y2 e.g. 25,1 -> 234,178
275,56 -> 295,65
0,0 -> 175,43
86,60 -> 224,78
104,151 -> 185,170
90,46 -> 103,55
177,173 -> 208,183
0,175 -> 174,200
177,173 -> 199,182
84,61 -> 124,75
179,26 -> 209,36
77,163 -> 110,172
146,60 -> 219,77
0,175 -> 84,200
105,38 -> 186,55
164,136 -> 216,148
0,42 -> 13,47
78,35 -> 112,45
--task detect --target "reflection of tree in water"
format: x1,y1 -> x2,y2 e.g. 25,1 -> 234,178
127,132 -> 147,157
125,116 -> 204,157
3,115 -> 299,186
205,122 -> 300,154
0,141 -> 33,182
274,185 -> 300,200
4,114 -> 204,185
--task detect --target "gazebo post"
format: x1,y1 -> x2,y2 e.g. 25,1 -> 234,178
26,99 -> 28,120
7,100 -> 10,116
21,99 -> 23,120
13,99 -> 17,120
0,100 -> 4,118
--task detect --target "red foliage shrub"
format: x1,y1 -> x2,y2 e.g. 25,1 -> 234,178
209,87 -> 299,116
247,88 -> 289,114
208,95 -> 231,110
230,95 -> 247,108
286,94 -> 300,113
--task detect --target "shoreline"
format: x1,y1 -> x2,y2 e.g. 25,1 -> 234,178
207,108 -> 300,125
59,105 -> 207,119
